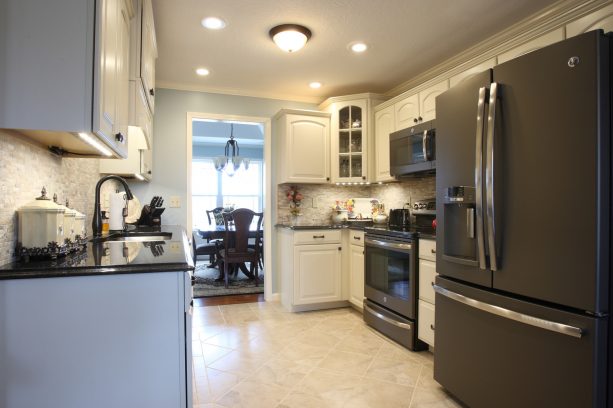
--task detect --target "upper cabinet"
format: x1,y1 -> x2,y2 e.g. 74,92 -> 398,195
320,94 -> 385,183
0,0 -> 133,158
274,109 -> 331,184
374,105 -> 395,183
566,3 -> 613,37
394,80 -> 448,130
132,0 -> 157,113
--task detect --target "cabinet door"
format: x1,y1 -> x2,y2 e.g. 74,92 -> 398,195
285,115 -> 330,183
115,0 -> 131,143
374,105 -> 395,182
418,80 -> 448,122
294,244 -> 342,305
497,28 -> 564,64
566,3 -> 613,37
394,94 -> 419,130
349,244 -> 365,309
96,0 -> 119,141
330,100 -> 368,182
418,299 -> 435,347
141,0 -> 157,112
418,259 -> 437,304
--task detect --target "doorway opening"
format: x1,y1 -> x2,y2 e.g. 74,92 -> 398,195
187,113 -> 272,300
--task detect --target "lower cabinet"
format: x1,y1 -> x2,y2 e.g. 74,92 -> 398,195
418,239 -> 437,347
0,271 -> 192,408
348,230 -> 365,309
279,228 -> 347,312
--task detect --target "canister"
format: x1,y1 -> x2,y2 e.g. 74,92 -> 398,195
17,187 -> 65,250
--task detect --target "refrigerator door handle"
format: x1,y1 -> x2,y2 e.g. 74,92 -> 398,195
433,284 -> 583,338
422,130 -> 429,161
475,86 -> 488,269
466,208 -> 475,238
485,82 -> 499,271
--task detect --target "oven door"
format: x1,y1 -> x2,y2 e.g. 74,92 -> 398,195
364,235 -> 416,319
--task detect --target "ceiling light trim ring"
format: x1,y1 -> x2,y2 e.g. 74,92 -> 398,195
269,24 -> 312,52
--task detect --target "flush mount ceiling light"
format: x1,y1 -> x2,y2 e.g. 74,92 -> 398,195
309,81 -> 322,89
349,42 -> 368,53
201,17 -> 226,30
269,24 -> 312,53
195,67 -> 210,76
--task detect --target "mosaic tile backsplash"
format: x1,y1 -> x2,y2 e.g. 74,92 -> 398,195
0,130 -> 117,265
277,177 -> 436,225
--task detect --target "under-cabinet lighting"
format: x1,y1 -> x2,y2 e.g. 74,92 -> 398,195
134,173 -> 145,181
77,132 -> 112,156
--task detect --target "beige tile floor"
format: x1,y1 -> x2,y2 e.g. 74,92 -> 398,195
192,301 -> 463,408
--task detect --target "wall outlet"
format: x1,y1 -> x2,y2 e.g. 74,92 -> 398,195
169,196 -> 181,208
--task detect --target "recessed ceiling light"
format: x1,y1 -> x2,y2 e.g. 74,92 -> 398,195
195,67 -> 210,76
349,42 -> 368,53
201,17 -> 226,30
309,82 -> 322,89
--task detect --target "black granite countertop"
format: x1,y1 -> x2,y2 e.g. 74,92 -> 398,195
0,225 -> 194,280
276,222 -> 437,238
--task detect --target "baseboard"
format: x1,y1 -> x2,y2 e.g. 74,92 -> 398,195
267,292 -> 281,302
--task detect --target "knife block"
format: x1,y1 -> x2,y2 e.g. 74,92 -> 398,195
136,205 -> 165,226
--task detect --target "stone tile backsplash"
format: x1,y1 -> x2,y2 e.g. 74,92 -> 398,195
0,130 -> 109,265
277,176 -> 436,225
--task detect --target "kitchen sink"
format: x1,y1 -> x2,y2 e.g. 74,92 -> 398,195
91,231 -> 172,243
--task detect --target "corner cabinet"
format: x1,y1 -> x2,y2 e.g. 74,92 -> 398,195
279,228 -> 347,312
0,0 -> 133,158
273,109 -> 331,184
320,94 -> 386,183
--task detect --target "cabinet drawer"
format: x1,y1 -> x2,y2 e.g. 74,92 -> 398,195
418,259 -> 437,303
293,230 -> 342,245
418,300 -> 435,347
419,239 -> 436,261
348,230 -> 364,247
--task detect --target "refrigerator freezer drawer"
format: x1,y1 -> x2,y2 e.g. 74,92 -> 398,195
433,276 -> 608,408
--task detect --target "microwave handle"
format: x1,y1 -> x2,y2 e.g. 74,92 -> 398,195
422,130 -> 429,161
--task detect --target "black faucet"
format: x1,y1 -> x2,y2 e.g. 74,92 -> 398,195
92,175 -> 134,237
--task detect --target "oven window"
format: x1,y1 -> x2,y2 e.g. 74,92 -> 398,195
365,245 -> 411,300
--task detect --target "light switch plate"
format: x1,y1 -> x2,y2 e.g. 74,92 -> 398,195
169,196 -> 181,208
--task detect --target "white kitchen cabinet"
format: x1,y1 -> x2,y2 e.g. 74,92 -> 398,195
348,230 -> 365,310
0,271 -> 192,408
394,94 -> 420,130
418,80 -> 448,122
0,0 -> 132,158
320,94 -> 386,183
497,28 -> 564,64
274,109 -> 331,184
279,228 -> 348,312
374,105 -> 396,182
131,0 -> 157,113
100,81 -> 153,180
418,238 -> 437,347
566,3 -> 613,38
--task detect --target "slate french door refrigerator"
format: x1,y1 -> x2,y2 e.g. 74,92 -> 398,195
434,30 -> 611,408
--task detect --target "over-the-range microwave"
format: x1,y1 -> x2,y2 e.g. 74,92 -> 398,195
389,120 -> 435,177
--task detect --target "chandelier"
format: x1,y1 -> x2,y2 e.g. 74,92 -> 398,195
213,124 -> 250,176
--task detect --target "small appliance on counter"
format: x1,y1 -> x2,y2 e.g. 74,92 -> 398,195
136,196 -> 165,226
388,205 -> 411,229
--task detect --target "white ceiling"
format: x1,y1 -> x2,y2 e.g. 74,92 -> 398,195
152,0 -> 560,103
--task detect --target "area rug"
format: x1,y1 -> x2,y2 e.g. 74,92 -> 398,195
193,261 -> 264,298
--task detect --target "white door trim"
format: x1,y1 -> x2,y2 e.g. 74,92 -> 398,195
186,111 -> 273,301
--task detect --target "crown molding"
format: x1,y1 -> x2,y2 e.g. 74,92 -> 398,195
156,81 -> 323,105
384,0 -> 609,101
317,92 -> 388,111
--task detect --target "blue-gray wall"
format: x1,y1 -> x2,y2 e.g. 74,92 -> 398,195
128,88 -> 316,229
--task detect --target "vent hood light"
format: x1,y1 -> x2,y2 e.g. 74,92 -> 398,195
77,132 -> 112,156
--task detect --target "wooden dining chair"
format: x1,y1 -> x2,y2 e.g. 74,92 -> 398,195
206,207 -> 225,226
192,231 -> 219,267
216,208 -> 263,288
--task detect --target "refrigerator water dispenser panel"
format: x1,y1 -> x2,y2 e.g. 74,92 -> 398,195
443,186 -> 477,265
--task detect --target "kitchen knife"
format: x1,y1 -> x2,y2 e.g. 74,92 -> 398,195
149,196 -> 157,207
157,198 -> 164,207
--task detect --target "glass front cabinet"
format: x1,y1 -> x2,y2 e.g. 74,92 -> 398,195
322,94 -> 385,183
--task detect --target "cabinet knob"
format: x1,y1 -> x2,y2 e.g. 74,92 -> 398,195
115,132 -> 124,143
149,88 -> 155,96
326,177 -> 330,181
147,170 -> 152,174
418,116 -> 423,122
413,118 -> 418,123
338,247 -> 342,251
431,249 -> 436,254
362,176 -> 366,180
430,324 -> 435,331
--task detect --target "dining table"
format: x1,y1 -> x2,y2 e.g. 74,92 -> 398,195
194,223 -> 263,281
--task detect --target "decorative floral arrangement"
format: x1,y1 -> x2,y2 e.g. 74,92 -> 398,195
370,199 -> 384,216
332,199 -> 354,213
287,186 -> 303,216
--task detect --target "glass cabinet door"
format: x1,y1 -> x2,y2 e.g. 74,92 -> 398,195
338,105 -> 363,179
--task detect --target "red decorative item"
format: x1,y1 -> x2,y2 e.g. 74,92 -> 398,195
432,218 -> 437,229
